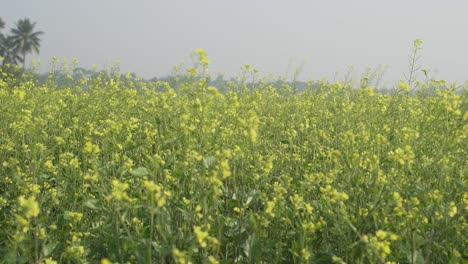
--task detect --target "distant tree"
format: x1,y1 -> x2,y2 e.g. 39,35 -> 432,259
0,17 -> 22,67
0,17 -> 5,59
10,18 -> 43,68
0,36 -> 23,66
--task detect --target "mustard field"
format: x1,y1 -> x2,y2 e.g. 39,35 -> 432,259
0,61 -> 466,263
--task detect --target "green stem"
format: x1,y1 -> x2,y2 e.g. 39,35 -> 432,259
148,206 -> 154,264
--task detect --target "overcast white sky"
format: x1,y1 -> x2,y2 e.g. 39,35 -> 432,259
3,0 -> 468,84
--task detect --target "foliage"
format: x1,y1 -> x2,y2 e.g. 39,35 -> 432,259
0,36 -> 24,67
0,52 -> 466,264
0,17 -> 43,69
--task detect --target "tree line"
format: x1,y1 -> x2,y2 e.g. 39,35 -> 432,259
0,17 -> 43,68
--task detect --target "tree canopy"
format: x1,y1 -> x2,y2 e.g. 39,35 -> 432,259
0,17 -> 44,69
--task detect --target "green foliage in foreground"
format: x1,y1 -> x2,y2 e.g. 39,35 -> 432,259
0,66 -> 466,264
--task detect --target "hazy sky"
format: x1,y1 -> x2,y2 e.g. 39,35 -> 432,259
3,0 -> 468,85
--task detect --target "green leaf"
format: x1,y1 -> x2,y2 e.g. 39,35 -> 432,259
84,199 -> 99,210
203,156 -> 216,169
130,166 -> 149,177
408,250 -> 425,264
42,241 -> 58,256
243,234 -> 261,261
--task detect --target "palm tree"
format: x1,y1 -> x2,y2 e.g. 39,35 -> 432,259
10,18 -> 43,68
0,18 -> 6,65
0,36 -> 23,66
0,17 -> 5,58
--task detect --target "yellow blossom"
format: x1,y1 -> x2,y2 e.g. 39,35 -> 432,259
265,200 -> 275,217
208,256 -> 219,264
42,258 -> 58,264
100,259 -> 112,264
193,225 -> 209,248
18,196 -> 40,218
108,180 -> 130,202
448,202 -> 457,217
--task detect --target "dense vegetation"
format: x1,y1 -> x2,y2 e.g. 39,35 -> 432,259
0,49 -> 467,264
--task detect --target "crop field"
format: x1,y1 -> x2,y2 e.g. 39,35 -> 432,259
0,56 -> 467,263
